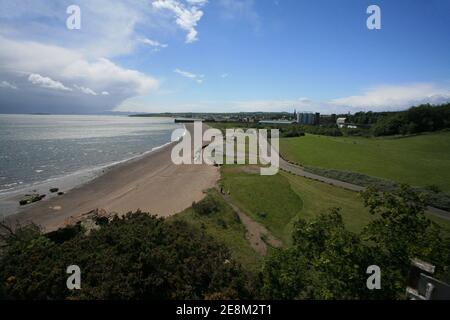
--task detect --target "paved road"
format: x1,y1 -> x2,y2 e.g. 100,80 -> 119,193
279,158 -> 364,192
278,157 -> 450,221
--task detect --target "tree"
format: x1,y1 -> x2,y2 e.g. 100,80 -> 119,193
261,186 -> 450,299
262,209 -> 371,299
361,185 -> 450,297
0,212 -> 255,300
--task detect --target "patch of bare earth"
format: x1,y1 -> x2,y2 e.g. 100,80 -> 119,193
217,189 -> 282,256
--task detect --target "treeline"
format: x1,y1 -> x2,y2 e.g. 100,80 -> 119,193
300,124 -> 343,137
300,103 -> 450,138
343,103 -> 450,137
371,103 -> 450,136
210,103 -> 450,138
209,122 -> 306,138
347,111 -> 394,125
1,187 -> 449,300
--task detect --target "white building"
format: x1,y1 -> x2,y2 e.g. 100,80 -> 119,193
336,117 -> 347,128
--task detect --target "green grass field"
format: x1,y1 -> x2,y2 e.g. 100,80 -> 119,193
219,166 -> 376,244
280,132 -> 450,192
174,165 -> 450,272
220,166 -> 304,244
172,189 -> 263,273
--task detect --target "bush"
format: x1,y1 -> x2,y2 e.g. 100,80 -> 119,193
0,212 -> 255,300
192,194 -> 221,216
261,187 -> 450,299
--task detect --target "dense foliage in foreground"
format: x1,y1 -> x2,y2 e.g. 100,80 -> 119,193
1,187 -> 449,300
261,186 -> 450,299
0,213 -> 255,300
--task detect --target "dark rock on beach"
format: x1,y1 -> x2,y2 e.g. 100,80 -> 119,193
19,193 -> 45,206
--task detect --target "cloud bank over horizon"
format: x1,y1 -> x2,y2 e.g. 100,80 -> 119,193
0,0 -> 202,114
0,0 -> 449,115
115,82 -> 450,114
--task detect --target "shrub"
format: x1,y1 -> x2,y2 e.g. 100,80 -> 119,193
192,195 -> 221,216
0,212 -> 255,300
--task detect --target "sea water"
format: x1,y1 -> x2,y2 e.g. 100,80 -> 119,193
0,114 -> 183,216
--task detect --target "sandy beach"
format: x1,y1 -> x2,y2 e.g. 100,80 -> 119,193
5,123 -> 219,232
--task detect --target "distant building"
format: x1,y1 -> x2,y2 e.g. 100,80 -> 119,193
314,112 -> 321,126
331,114 -> 337,123
297,112 -> 320,125
336,117 -> 347,128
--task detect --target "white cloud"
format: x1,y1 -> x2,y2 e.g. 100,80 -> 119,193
28,74 -> 72,92
220,73 -> 229,78
152,0 -> 206,43
219,84 -> 450,113
0,36 -> 81,74
174,68 -> 204,83
330,83 -> 450,111
115,98 -> 309,113
0,0 -> 209,113
62,58 -> 159,95
138,37 -> 168,49
74,85 -> 98,96
0,37 -> 159,97
114,82 -> 450,114
186,0 -> 208,5
0,81 -> 17,90
0,35 -> 160,113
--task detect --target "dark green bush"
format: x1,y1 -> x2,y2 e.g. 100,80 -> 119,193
0,212 -> 255,300
192,195 -> 221,216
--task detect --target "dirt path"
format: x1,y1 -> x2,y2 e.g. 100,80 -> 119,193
218,190 -> 282,255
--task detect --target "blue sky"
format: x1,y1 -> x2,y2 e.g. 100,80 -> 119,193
0,0 -> 449,114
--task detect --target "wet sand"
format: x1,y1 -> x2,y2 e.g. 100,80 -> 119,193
5,123 -> 219,232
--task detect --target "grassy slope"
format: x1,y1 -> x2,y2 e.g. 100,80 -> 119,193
280,132 -> 450,192
220,166 -> 303,245
173,167 -> 450,272
220,166 -> 376,245
220,166 -> 450,244
281,171 -> 374,234
171,189 -> 263,273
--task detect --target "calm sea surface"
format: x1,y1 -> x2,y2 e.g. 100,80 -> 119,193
0,115 -> 183,195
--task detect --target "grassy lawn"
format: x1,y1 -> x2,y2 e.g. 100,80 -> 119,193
171,189 -> 263,273
280,132 -> 450,193
281,171 -> 374,234
220,166 -> 450,245
173,166 -> 450,272
220,166 -> 303,244
220,166 -> 375,245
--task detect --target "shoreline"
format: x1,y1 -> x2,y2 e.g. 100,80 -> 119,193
5,123 -> 219,232
0,125 -> 187,218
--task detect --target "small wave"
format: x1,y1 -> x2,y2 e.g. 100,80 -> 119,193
0,124 -> 186,200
